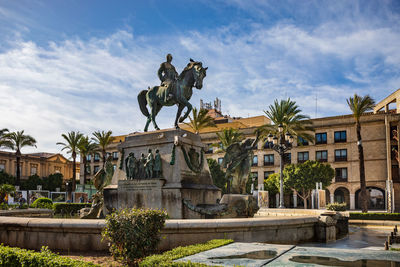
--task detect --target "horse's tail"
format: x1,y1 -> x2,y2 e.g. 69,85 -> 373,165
137,90 -> 150,117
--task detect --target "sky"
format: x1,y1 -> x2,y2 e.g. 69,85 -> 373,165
1,0 -> 400,155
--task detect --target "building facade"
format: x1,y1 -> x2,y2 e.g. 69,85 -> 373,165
0,151 -> 79,181
78,91 -> 400,211
80,135 -> 125,183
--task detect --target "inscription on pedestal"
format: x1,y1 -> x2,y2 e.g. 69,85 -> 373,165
118,179 -> 165,191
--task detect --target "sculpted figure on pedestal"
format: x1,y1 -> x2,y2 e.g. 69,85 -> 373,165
145,149 -> 155,178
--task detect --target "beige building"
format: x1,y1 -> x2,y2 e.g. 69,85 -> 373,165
0,151 -> 79,181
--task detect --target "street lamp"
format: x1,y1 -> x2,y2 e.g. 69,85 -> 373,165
266,128 -> 294,208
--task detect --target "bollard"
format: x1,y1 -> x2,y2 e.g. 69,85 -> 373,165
396,225 -> 398,234
385,240 -> 389,250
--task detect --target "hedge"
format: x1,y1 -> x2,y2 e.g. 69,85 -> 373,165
31,198 -> 53,209
350,212 -> 400,221
53,203 -> 91,215
326,202 -> 347,211
140,239 -> 234,266
0,244 -> 98,266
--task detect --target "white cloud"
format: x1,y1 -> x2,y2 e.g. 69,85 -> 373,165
1,5 -> 400,153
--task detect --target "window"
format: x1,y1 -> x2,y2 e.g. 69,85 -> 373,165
94,153 -> 100,162
94,165 -> 100,173
335,168 -> 348,182
112,152 -> 118,160
298,152 -> 309,163
283,153 -> 291,164
335,149 -> 347,162
85,165 -> 91,175
393,165 -> 400,182
334,131 -> 346,143
86,154 -> 91,162
297,137 -> 309,146
264,171 -> 274,179
391,126 -> 397,140
263,140 -> 273,149
316,133 -> 327,144
252,155 -> 258,166
205,144 -> 213,154
392,145 -> 398,160
30,164 -> 38,175
113,165 -> 117,171
264,154 -> 274,166
251,172 -> 258,181
218,157 -> 224,165
316,150 -> 328,162
0,160 -> 5,172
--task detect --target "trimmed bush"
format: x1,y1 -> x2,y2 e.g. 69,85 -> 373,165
102,208 -> 167,266
31,197 -> 53,209
350,212 -> 400,221
0,203 -> 28,210
326,202 -> 347,211
0,244 -> 98,266
141,239 -> 234,266
53,203 -> 91,215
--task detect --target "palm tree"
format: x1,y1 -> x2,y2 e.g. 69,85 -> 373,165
78,136 -> 97,186
214,128 -> 243,153
184,107 -> 216,134
56,131 -> 84,192
259,98 -> 314,208
347,94 -> 375,213
92,130 -> 114,166
0,128 -> 9,147
3,130 -> 37,186
260,98 -> 314,142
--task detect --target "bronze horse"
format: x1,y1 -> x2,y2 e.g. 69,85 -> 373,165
138,59 -> 208,132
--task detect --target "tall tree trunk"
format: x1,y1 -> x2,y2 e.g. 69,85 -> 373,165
83,157 -> 87,186
16,150 -> 21,186
72,151 -> 76,192
357,122 -> 368,212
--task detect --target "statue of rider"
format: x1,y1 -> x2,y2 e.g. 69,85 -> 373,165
158,53 -> 178,102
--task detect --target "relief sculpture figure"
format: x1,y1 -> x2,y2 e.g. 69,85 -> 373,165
138,153 -> 146,179
154,149 -> 162,177
223,130 -> 260,194
145,149 -> 154,178
125,152 -> 137,180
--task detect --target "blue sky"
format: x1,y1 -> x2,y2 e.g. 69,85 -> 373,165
1,0 -> 400,153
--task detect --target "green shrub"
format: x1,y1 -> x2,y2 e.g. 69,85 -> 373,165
53,203 -> 91,215
0,244 -> 98,266
350,212 -> 400,221
102,208 -> 167,266
31,197 -> 53,209
141,239 -> 234,266
326,202 -> 347,211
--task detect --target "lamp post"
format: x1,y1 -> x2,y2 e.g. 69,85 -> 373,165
267,124 -> 294,208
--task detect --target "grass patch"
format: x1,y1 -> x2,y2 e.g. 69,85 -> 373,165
140,239 -> 233,266
350,212 -> 400,221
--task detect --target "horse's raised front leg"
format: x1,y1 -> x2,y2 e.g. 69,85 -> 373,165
178,98 -> 192,123
175,104 -> 185,129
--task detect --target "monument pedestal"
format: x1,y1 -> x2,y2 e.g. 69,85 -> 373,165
104,129 -> 221,219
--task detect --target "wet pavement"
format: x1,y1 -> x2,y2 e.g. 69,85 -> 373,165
301,226 -> 392,249
176,226 -> 400,266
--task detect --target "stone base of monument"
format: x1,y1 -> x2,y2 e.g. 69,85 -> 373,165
104,129 -> 221,219
218,194 -> 259,218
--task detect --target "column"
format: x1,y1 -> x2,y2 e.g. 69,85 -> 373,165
350,193 -> 355,210
275,193 -> 279,208
311,189 -> 315,209
330,193 -> 334,204
293,193 -> 297,208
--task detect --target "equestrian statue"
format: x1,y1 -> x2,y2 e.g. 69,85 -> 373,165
138,54 -> 208,132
